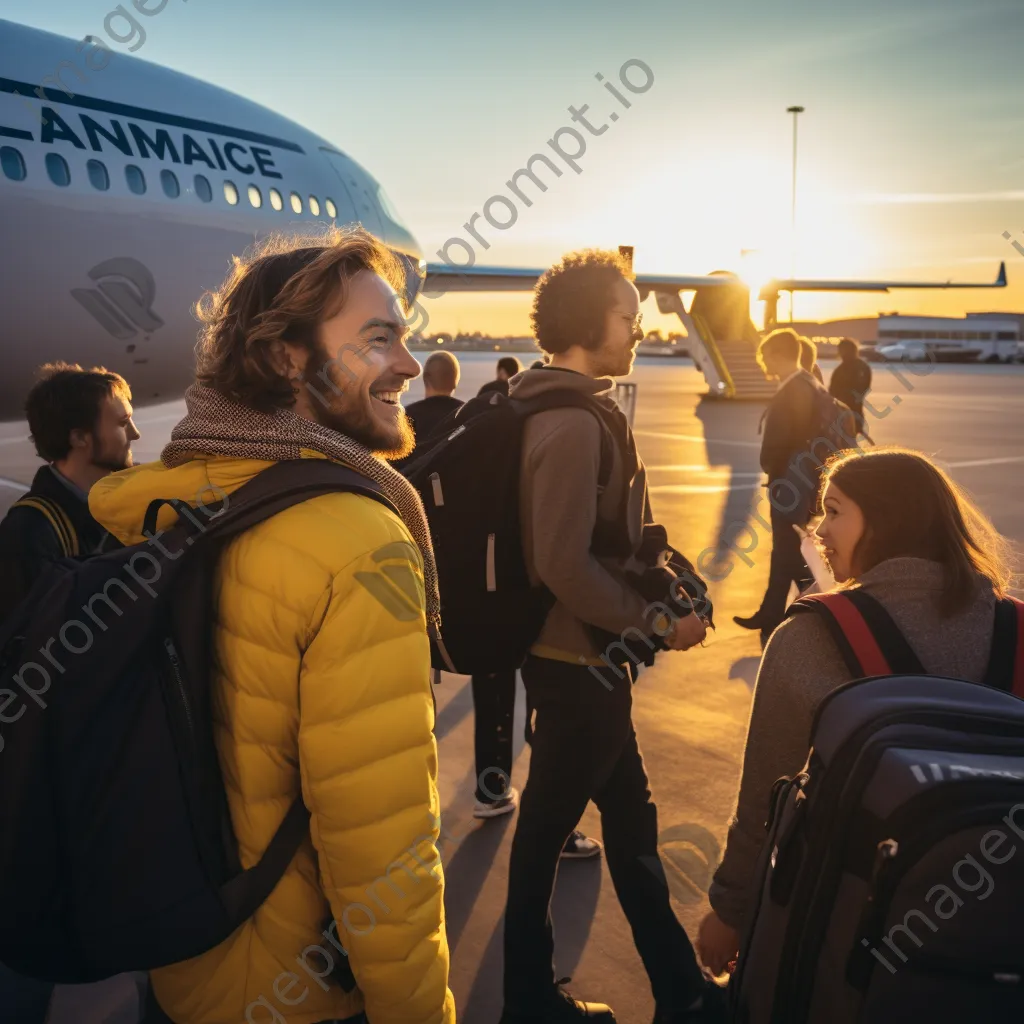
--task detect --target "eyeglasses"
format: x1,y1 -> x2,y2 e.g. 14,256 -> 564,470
612,309 -> 643,335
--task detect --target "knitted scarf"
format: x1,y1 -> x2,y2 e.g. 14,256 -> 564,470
162,383 -> 440,632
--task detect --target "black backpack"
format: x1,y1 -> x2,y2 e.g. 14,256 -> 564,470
770,378 -> 859,525
0,460 -> 393,984
729,589 -> 1024,1024
401,388 -> 628,675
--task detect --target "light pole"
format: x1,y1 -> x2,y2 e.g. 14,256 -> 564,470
786,105 -> 804,322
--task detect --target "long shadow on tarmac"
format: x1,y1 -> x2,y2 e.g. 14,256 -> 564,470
434,676 -> 474,742
694,399 -> 765,576
444,813 -> 515,953
728,655 -> 760,690
457,858 -> 602,1023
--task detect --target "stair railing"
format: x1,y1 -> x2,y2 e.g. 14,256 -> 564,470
654,289 -> 735,398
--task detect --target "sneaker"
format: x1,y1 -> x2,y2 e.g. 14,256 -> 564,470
560,829 -> 603,859
473,786 -> 519,819
500,977 -> 616,1022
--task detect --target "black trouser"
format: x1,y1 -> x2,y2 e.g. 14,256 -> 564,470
471,671 -> 516,802
755,500 -> 813,637
502,655 -> 705,1011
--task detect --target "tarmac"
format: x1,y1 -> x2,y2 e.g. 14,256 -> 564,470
2,356 -> 1022,1023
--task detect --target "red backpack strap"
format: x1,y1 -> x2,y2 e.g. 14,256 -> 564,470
789,590 -> 926,678
982,597 -> 1024,698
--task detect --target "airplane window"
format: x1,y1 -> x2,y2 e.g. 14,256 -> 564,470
125,164 -> 146,194
0,146 -> 26,182
45,152 -> 70,187
269,187 -> 283,211
161,169 -> 180,199
290,191 -> 302,214
194,174 -> 213,203
309,196 -> 321,217
248,184 -> 262,208
224,180 -> 239,206
87,159 -> 109,192
325,197 -> 337,219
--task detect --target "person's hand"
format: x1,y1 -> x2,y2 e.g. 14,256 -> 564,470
665,612 -> 707,651
697,910 -> 740,976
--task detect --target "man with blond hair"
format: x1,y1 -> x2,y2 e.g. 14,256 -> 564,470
90,229 -> 455,1024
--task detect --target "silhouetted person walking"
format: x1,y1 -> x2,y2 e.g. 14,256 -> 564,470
734,329 -> 816,644
478,355 -> 522,397
829,337 -> 872,438
800,335 -> 824,385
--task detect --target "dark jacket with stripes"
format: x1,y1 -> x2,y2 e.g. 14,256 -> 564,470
0,465 -> 114,621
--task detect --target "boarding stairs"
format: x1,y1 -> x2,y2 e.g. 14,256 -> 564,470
655,289 -> 777,400
709,337 -> 779,400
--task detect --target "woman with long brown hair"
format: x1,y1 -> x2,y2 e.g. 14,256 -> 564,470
697,446 -> 1014,975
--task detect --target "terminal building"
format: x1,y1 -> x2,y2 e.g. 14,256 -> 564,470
875,314 -> 1022,363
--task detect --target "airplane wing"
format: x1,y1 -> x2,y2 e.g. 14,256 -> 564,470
757,262 -> 1007,327
422,264 -> 741,295
759,261 -> 1007,297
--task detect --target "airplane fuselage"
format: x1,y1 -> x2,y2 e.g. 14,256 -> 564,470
0,20 -> 421,419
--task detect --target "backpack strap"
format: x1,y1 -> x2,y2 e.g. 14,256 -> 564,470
982,597 -> 1024,698
511,390 -> 617,489
11,496 -> 79,557
218,796 -> 310,920
790,590 -> 926,678
142,460 -> 398,540
143,461 -> 400,917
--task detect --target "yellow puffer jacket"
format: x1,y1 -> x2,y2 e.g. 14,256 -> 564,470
90,455 -> 455,1024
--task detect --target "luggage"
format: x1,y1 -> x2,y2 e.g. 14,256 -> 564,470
0,461 -> 392,984
400,388 -> 628,674
730,588 -> 1024,1024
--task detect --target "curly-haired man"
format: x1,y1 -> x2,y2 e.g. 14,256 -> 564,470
500,250 -> 717,1023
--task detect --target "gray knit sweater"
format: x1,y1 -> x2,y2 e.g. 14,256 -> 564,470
708,557 -> 997,929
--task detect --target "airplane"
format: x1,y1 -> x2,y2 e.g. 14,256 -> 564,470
0,18 -> 1010,414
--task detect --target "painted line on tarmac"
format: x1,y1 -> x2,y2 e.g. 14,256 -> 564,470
647,454 -> 1024,493
635,430 -> 761,448
0,477 -> 29,492
649,482 -> 761,494
646,464 -> 763,477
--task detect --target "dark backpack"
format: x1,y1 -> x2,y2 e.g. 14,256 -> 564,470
770,379 -> 859,525
0,460 -> 393,984
729,589 -> 1024,1023
400,388 -> 627,675
808,383 -> 858,456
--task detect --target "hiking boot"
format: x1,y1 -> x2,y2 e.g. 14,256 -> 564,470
560,829 -> 602,859
473,786 -> 519,819
500,978 -> 616,1022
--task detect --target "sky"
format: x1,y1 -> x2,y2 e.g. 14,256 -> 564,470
2,0 -> 1023,334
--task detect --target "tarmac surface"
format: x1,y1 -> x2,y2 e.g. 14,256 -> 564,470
2,355 -> 1023,1023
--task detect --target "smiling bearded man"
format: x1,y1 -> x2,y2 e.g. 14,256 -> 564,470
88,228 -> 454,1024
